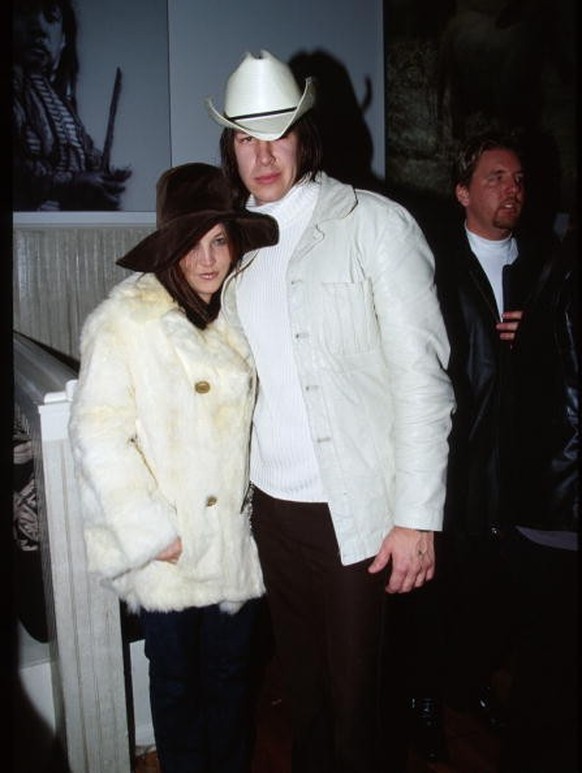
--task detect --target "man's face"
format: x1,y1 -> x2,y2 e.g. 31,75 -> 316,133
13,4 -> 65,76
233,130 -> 300,205
455,148 -> 525,240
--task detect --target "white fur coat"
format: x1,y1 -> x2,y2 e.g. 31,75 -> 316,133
69,272 -> 264,612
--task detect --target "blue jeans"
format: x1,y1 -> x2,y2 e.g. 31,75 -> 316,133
140,600 -> 260,773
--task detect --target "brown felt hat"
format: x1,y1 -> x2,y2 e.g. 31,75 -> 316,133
117,162 -> 278,272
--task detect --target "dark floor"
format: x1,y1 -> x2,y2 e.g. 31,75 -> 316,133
134,651 -> 504,773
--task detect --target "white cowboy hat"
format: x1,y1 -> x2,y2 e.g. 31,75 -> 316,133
206,50 -> 316,141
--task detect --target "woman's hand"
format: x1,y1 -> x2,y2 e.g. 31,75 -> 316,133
156,537 -> 182,564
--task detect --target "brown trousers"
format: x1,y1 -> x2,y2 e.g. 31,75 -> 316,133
251,487 -> 394,773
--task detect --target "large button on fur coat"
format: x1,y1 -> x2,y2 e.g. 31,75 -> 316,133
69,272 -> 264,612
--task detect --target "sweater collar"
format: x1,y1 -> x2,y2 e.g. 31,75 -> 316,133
246,177 -> 320,229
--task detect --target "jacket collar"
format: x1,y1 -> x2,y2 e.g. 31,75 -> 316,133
221,173 -> 358,322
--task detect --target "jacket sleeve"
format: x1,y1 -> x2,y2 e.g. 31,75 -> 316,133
371,202 -> 455,529
69,306 -> 179,579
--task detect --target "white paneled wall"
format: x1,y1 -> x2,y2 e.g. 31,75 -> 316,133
13,225 -> 153,360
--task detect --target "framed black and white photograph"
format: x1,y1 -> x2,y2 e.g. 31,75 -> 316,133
12,0 -> 171,220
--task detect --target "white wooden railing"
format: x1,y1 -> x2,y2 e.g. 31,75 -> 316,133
14,332 -> 132,773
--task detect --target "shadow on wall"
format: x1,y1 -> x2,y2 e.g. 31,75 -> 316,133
13,675 -> 71,773
289,49 -> 386,194
288,46 -> 464,260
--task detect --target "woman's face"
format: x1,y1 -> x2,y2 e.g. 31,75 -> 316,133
179,223 -> 234,302
13,3 -> 65,76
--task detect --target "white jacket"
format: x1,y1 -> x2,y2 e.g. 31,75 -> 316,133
222,174 -> 455,564
69,272 -> 264,612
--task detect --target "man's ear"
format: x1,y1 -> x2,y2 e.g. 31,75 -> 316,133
455,183 -> 469,207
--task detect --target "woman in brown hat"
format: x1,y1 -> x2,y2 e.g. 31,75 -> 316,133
69,162 -> 277,773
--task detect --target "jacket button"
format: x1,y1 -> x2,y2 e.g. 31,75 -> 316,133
206,496 -> 218,507
195,380 -> 211,393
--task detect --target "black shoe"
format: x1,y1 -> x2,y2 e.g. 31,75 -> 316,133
409,696 -> 449,763
475,684 -> 508,733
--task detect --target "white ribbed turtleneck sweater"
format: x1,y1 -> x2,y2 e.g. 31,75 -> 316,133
237,180 -> 326,502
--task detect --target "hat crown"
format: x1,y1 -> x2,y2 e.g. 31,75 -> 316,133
224,50 -> 301,119
156,162 -> 232,227
206,49 -> 315,141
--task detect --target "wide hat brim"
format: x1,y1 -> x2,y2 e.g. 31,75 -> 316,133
206,77 -> 315,141
116,209 -> 278,273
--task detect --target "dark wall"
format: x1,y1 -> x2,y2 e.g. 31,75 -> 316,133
383,0 -> 577,240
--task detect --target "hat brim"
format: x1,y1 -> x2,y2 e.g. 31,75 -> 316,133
206,78 -> 315,141
117,209 -> 278,272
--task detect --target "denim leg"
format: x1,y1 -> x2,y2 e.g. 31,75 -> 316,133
200,600 -> 260,773
141,602 -> 259,773
141,607 -> 206,773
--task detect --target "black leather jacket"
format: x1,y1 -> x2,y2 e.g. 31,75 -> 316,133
505,232 -> 579,531
433,226 -> 545,537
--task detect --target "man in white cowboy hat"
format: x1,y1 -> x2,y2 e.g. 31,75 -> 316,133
207,50 -> 455,773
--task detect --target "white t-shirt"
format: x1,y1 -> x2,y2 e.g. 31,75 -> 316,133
466,226 -> 518,315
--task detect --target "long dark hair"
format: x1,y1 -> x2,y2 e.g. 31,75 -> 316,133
155,222 -> 242,330
219,113 -> 323,206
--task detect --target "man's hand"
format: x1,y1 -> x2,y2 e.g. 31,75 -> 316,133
368,526 -> 435,594
496,309 -> 523,343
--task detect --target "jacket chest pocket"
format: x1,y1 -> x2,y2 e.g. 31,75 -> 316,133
319,279 -> 379,357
